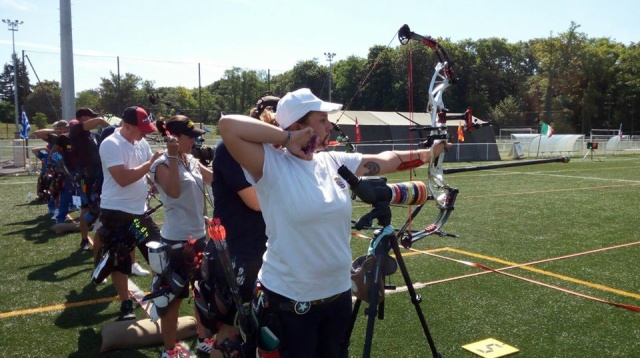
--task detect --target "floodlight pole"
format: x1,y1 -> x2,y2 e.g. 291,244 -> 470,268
324,52 -> 336,102
3,19 -> 23,138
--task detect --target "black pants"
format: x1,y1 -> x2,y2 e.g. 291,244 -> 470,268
262,288 -> 352,358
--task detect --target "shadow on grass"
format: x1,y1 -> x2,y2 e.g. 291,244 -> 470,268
26,250 -> 94,282
4,210 -> 65,244
55,283 -> 118,328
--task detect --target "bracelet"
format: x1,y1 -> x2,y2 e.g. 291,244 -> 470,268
281,131 -> 292,147
167,155 -> 179,160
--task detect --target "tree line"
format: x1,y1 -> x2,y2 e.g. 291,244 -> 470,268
1,22 -> 638,134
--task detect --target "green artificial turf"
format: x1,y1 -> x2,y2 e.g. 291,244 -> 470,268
1,154 -> 639,357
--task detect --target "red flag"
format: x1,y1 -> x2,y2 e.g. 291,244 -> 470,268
355,117 -> 361,143
457,121 -> 465,142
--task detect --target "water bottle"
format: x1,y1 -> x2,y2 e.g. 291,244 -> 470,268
26,192 -> 32,202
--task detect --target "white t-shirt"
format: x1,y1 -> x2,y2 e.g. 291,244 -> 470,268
99,128 -> 152,215
150,154 -> 206,241
246,144 -> 362,302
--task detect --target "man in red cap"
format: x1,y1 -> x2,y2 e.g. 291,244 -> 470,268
96,106 -> 163,321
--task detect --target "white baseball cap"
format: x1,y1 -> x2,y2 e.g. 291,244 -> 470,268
275,88 -> 343,129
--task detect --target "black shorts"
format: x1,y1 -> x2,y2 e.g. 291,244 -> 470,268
98,208 -> 161,274
162,236 -> 207,298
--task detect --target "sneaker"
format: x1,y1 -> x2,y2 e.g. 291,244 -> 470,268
131,262 -> 150,276
196,338 -> 213,355
161,347 -> 184,358
51,209 -> 59,221
117,299 -> 136,321
80,239 -> 91,251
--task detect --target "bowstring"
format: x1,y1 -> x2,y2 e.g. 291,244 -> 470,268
331,30 -> 400,128
406,40 -> 416,234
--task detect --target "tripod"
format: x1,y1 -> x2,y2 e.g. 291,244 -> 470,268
582,148 -> 602,161
343,204 -> 441,358
582,142 -> 602,161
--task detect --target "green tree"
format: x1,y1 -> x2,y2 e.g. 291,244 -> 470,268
331,55 -> 368,109
288,59 -> 327,99
0,57 -> 32,120
24,80 -> 61,123
360,46 -> 396,110
76,89 -> 101,113
489,95 -> 525,127
98,72 -> 145,116
0,99 -> 13,124
32,112 -> 48,129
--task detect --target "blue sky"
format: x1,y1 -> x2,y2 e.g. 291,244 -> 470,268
1,0 -> 638,93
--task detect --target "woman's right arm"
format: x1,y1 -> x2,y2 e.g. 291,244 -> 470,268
218,115 -> 314,181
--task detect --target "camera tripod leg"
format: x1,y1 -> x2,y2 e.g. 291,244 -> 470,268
390,237 -> 441,358
361,249 -> 388,357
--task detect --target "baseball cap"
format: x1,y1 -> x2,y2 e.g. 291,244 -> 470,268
122,106 -> 157,134
165,118 -> 206,138
255,94 -> 280,116
275,88 -> 342,129
75,108 -> 99,118
52,120 -> 69,129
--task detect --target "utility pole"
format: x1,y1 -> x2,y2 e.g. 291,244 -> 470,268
3,19 -> 23,138
631,95 -> 636,137
604,99 -> 613,129
324,52 -> 336,102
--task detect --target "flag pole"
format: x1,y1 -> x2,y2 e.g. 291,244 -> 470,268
536,133 -> 542,158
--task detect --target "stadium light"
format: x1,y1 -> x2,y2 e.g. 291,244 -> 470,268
3,19 -> 24,138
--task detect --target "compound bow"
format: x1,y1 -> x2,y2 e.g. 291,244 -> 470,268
396,24 -> 463,246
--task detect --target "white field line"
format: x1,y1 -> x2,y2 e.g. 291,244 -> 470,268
512,171 -> 640,183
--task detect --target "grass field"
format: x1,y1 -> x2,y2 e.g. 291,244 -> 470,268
1,154 -> 639,357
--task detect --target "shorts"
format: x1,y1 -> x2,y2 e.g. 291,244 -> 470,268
162,236 -> 207,298
98,208 -> 161,274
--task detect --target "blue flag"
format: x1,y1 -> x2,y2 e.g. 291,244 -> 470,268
20,107 -> 30,139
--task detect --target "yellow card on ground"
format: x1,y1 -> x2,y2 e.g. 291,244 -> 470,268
462,338 -> 519,358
